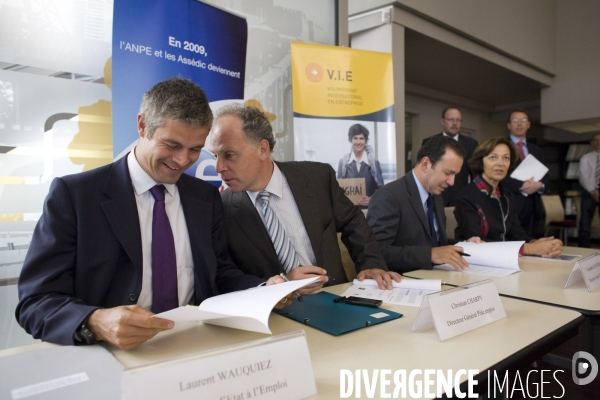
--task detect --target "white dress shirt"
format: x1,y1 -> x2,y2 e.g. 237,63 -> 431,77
127,150 -> 194,310
579,151 -> 600,193
442,132 -> 460,141
247,162 -> 317,267
348,151 -> 364,172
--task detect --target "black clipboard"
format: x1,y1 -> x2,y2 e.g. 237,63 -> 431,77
273,291 -> 402,336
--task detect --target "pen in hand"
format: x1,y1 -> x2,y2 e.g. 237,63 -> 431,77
279,273 -> 303,302
457,252 -> 471,257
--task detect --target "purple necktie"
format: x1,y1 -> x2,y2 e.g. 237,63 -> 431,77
150,185 -> 178,313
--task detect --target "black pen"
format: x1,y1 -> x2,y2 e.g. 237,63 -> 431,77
457,252 -> 471,257
279,273 -> 303,302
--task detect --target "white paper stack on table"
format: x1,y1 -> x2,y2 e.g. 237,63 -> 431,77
340,278 -> 441,307
155,277 -> 319,334
434,241 -> 525,277
509,154 -> 548,197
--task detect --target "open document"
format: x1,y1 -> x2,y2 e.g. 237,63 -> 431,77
340,278 -> 441,307
434,241 -> 525,277
155,277 -> 319,334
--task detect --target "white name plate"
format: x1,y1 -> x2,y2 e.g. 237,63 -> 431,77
564,252 -> 600,292
122,331 -> 316,400
413,280 -> 506,341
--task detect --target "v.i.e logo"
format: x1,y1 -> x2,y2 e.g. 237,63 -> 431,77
572,351 -> 598,385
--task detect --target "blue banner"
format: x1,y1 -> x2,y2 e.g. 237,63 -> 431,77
112,0 -> 246,183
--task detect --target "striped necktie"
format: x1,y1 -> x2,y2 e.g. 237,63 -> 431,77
258,190 -> 299,274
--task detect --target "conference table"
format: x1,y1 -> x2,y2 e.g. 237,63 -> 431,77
0,282 -> 584,399
403,246 -> 600,360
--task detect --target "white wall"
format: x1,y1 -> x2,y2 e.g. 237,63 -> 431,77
541,0 -> 600,127
349,0 -> 557,74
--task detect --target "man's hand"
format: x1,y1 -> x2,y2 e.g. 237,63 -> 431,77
86,305 -> 174,351
431,246 -> 469,270
265,275 -> 294,309
358,196 -> 371,207
467,236 -> 483,243
287,265 -> 328,295
520,178 -> 543,195
356,268 -> 401,290
523,237 -> 563,258
592,189 -> 600,203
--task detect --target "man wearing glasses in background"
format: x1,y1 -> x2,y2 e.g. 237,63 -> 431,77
422,107 -> 478,207
502,109 -> 549,238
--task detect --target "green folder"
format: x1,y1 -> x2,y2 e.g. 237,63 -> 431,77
273,291 -> 402,336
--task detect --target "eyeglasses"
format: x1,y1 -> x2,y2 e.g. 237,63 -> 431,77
444,118 -> 462,123
511,118 -> 529,124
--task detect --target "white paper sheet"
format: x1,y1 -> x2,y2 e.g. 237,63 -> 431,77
155,277 -> 319,334
522,254 -> 580,262
510,154 -> 549,182
351,278 -> 441,291
434,241 -> 524,276
342,279 -> 442,307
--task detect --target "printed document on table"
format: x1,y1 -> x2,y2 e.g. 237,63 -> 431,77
434,241 -> 524,277
340,278 -> 441,307
510,154 -> 548,182
155,277 -> 319,334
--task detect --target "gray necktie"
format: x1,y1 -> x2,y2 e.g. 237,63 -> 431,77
258,190 -> 299,273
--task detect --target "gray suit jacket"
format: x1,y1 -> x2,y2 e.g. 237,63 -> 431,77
221,161 -> 387,283
367,171 -> 447,273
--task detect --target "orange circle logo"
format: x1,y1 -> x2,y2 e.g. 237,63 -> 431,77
305,63 -> 323,82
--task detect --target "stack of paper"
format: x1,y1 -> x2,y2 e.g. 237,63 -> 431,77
340,278 -> 441,307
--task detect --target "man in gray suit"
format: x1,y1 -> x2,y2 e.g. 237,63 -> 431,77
210,105 -> 401,292
368,136 -> 480,273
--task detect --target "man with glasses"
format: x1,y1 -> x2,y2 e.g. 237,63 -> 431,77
502,109 -> 548,238
422,107 -> 478,206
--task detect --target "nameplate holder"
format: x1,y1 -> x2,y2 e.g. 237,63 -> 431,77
413,280 -> 506,341
564,252 -> 600,292
122,331 -> 316,400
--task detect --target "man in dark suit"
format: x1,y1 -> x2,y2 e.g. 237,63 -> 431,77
210,105 -> 400,291
16,78 -> 284,350
501,109 -> 548,238
422,107 -> 478,207
368,136 -> 480,273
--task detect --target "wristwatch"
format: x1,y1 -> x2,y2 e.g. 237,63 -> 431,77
73,318 -> 98,345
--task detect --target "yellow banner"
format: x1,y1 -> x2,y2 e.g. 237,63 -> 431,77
291,42 -> 394,119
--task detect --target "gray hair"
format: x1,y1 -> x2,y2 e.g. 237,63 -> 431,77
139,77 -> 213,138
215,104 -> 276,152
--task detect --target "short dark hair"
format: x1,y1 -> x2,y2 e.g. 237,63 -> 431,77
140,77 -> 213,138
508,108 -> 530,122
215,104 -> 276,152
417,135 -> 464,167
347,124 -> 369,142
441,107 -> 460,119
469,137 -> 518,176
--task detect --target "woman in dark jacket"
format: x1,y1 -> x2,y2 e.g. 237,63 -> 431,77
454,137 -> 562,257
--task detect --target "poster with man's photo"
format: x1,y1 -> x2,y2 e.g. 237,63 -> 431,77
291,43 -> 396,209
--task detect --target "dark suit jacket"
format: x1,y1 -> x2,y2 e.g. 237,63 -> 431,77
16,155 -> 260,345
501,138 -> 548,238
367,171 -> 447,273
422,133 -> 478,207
221,161 -> 387,283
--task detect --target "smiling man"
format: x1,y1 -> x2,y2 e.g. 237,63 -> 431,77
368,135 -> 479,272
16,78 -> 284,350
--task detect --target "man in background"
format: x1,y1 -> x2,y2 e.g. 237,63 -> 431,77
502,109 -> 548,238
422,107 -> 478,206
578,132 -> 600,247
